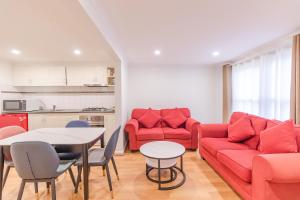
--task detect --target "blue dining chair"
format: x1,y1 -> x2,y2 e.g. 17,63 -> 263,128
55,120 -> 90,187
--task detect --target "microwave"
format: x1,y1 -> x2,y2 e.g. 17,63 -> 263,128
2,99 -> 45,112
2,100 -> 26,111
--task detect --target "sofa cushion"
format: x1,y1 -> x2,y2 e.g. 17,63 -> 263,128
138,108 -> 161,128
136,128 -> 164,141
201,138 -> 250,156
228,116 -> 255,142
163,128 -> 191,140
229,112 -> 247,124
131,108 -> 161,128
217,149 -> 260,183
260,120 -> 298,153
163,108 -> 187,128
243,116 -> 268,149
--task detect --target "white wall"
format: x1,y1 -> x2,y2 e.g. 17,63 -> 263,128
128,64 -> 222,123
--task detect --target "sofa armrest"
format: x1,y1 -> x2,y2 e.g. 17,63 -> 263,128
124,119 -> 139,150
252,153 -> 300,200
253,153 -> 300,183
186,118 -> 200,149
198,124 -> 228,138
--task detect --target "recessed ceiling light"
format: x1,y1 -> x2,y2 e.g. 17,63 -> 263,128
73,49 -> 81,55
212,51 -> 220,57
154,50 -> 161,56
11,49 -> 21,55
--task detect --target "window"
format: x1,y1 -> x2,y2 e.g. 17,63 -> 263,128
232,46 -> 292,120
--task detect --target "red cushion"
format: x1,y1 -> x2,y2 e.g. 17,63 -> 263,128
217,149 -> 260,183
136,128 -> 164,140
266,119 -> 282,129
138,108 -> 161,128
163,108 -> 187,128
243,116 -> 268,149
228,116 -> 255,142
201,138 -> 250,156
229,112 -> 247,124
260,120 -> 298,153
163,128 -> 191,140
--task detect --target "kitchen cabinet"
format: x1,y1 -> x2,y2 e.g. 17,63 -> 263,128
0,113 -> 28,131
66,66 -> 107,86
28,113 -> 116,145
13,66 -> 66,86
28,113 -> 79,130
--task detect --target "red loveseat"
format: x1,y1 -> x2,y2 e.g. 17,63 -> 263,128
198,112 -> 300,200
125,108 -> 199,150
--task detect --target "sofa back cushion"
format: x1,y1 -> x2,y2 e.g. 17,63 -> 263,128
295,126 -> 300,152
161,108 -> 191,128
229,112 -> 248,124
132,108 -> 161,128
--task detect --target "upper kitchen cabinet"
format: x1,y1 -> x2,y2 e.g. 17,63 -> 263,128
12,66 -> 66,86
66,66 -> 107,86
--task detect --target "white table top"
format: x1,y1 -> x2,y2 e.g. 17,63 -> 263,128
140,141 -> 185,159
0,128 -> 105,146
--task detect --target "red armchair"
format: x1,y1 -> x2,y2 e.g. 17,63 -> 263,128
198,112 -> 300,200
125,108 -> 199,150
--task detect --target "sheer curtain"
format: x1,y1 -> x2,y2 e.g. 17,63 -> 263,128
232,46 -> 292,120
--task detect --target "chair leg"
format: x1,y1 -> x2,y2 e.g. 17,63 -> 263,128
111,157 -> 119,180
2,166 -> 11,187
51,179 -> 56,200
75,166 -> 82,193
34,182 -> 39,199
105,164 -> 113,199
17,180 -> 26,200
68,168 -> 76,187
46,182 -> 50,194
102,166 -> 106,176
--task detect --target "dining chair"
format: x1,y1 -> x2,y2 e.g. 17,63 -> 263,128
54,120 -> 90,187
74,126 -> 121,198
0,126 -> 34,189
10,141 -> 76,200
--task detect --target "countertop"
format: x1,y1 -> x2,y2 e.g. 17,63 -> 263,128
2,109 -> 115,114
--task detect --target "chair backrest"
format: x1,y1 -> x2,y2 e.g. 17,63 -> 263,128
104,126 -> 121,161
0,126 -> 26,161
11,141 -> 60,180
0,126 -> 26,140
66,120 -> 89,128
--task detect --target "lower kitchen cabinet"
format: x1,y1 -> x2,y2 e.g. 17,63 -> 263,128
28,113 -> 116,145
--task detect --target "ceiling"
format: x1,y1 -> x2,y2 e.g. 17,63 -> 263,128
0,0 -> 119,63
80,0 -> 300,65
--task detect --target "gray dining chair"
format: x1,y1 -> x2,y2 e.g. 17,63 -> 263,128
10,141 -> 76,200
74,126 -> 121,198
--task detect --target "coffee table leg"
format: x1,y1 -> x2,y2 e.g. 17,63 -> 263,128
180,156 -> 183,171
158,159 -> 161,190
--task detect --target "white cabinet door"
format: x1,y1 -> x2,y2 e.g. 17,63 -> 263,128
28,113 -> 79,130
66,66 -> 107,86
13,66 -> 66,86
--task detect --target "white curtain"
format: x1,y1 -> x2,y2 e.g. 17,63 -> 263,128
232,46 -> 292,120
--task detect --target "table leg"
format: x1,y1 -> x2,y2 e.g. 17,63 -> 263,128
180,156 -> 183,171
82,144 -> 89,200
158,159 -> 161,190
0,146 -> 4,200
100,135 -> 105,148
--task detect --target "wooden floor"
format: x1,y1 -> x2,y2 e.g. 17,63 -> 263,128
3,151 -> 240,200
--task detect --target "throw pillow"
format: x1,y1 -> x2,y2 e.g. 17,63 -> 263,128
228,116 -> 255,142
138,108 -> 161,128
163,108 -> 187,129
260,120 -> 298,153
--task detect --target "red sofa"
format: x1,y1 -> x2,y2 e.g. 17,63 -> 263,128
125,108 -> 199,150
198,112 -> 300,200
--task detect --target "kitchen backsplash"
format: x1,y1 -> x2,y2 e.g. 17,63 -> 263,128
23,93 -> 115,109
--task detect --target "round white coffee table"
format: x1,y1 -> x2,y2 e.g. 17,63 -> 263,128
140,141 -> 186,190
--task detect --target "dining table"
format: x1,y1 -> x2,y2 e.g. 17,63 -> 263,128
0,127 -> 105,200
